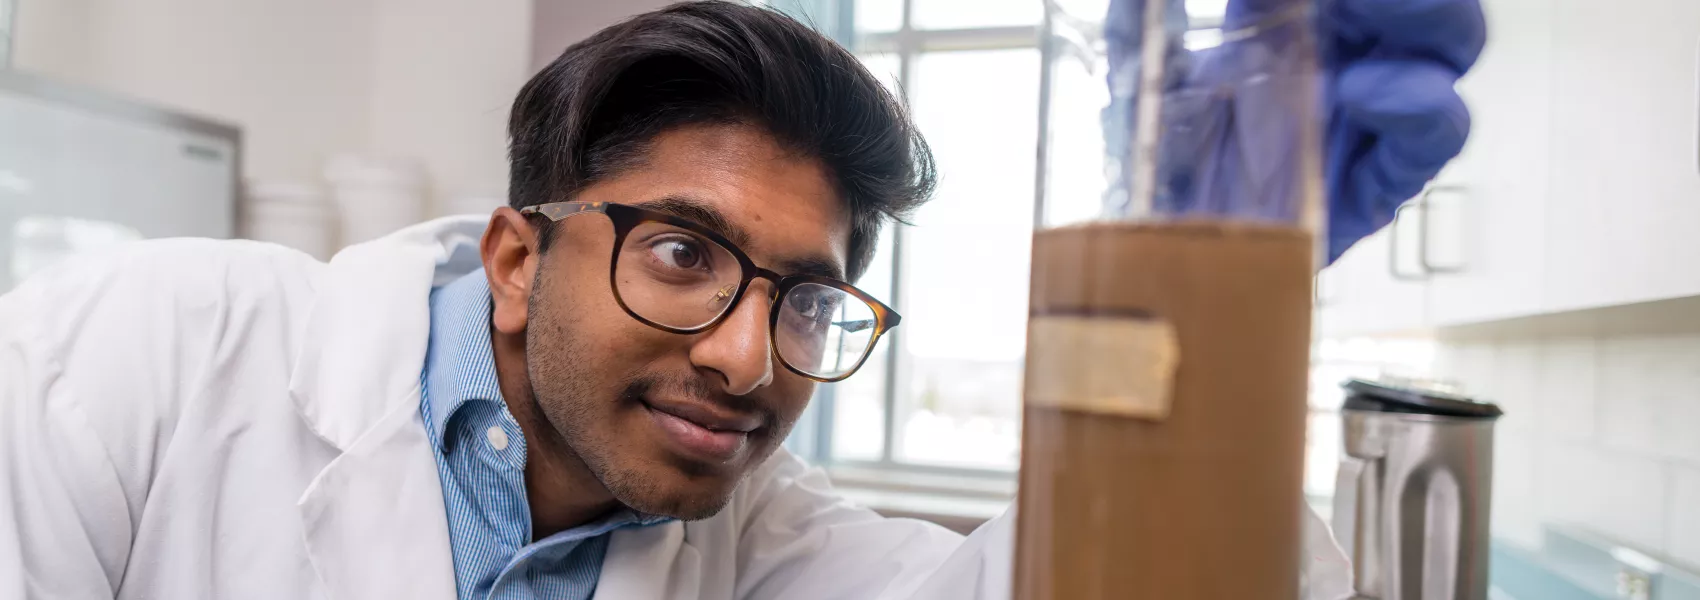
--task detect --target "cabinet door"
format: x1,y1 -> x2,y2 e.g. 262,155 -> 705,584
1425,0 -> 1555,327
1545,0 -> 1700,311
1316,213 -> 1430,339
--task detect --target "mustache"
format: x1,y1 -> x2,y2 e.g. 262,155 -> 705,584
620,374 -> 774,429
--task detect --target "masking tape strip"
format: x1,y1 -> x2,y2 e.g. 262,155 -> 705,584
1024,313 -> 1180,420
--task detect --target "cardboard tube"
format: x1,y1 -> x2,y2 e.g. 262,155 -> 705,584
1013,221 -> 1313,599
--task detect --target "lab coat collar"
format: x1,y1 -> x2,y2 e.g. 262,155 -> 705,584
288,216 -> 706,600
596,521 -> 702,599
289,216 -> 487,451
290,217 -> 485,600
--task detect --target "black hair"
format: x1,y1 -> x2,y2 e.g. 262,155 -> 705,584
508,0 -> 936,282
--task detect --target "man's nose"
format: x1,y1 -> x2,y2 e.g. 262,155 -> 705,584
688,282 -> 775,396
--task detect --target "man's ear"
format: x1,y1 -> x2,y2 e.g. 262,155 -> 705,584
482,207 -> 540,335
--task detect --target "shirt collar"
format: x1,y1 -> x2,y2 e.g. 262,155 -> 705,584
423,269 -> 507,446
423,269 -> 676,528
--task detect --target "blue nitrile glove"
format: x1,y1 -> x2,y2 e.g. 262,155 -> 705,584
1102,0 -> 1485,263
1322,0 -> 1484,262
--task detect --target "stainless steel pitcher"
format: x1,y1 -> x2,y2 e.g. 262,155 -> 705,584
1331,379 -> 1503,600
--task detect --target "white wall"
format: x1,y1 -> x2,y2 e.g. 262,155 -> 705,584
366,0 -> 531,215
8,0 -> 94,87
11,0 -> 701,218
12,0 -> 376,185
530,0 -> 674,70
9,0 -> 534,216
1435,334 -> 1700,567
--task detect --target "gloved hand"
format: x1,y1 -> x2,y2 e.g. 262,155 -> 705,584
1322,0 -> 1485,262
1102,0 -> 1485,263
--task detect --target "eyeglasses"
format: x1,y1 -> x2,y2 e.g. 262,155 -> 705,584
519,201 -> 900,382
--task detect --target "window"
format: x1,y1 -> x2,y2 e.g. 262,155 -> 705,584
790,0 -> 1048,476
789,0 -> 1347,487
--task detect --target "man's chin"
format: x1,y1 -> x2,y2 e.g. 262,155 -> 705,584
598,460 -> 745,521
615,485 -> 736,521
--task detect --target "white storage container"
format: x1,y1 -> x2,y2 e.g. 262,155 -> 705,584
324,154 -> 426,246
242,181 -> 334,260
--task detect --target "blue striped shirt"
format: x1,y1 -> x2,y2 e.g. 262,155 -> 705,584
420,270 -> 671,600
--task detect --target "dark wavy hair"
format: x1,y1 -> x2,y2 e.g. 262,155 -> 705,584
507,0 -> 935,281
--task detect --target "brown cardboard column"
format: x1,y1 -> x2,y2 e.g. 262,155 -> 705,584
1013,221 -> 1314,599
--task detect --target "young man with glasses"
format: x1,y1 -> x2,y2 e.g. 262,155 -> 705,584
1,1 -> 1484,598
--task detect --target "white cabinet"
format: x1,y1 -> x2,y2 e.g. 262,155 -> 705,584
1543,0 -> 1700,312
1318,0 -> 1700,338
1424,0 -> 1554,326
1316,211 -> 1429,338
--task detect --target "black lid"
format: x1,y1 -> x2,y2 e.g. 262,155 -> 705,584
1341,379 -> 1503,419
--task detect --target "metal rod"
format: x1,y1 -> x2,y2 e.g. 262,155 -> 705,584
1125,0 -> 1170,218
1033,4 -> 1056,229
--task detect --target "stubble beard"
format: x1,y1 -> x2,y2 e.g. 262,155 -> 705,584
522,269 -> 738,521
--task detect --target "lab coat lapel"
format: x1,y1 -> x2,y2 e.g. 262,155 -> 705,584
595,522 -> 705,600
296,393 -> 457,600
290,217 -> 485,449
288,217 -> 489,599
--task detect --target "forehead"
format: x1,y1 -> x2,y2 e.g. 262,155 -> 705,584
585,124 -> 850,276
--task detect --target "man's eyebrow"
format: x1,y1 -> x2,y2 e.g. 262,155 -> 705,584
778,256 -> 845,281
633,195 -> 847,281
635,196 -> 753,250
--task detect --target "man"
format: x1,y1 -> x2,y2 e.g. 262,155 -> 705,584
0,1 -> 1482,598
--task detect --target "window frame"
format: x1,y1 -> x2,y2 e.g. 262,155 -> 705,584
794,0 -> 1043,482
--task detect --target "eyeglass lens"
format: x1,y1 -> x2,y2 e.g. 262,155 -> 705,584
613,221 -> 879,379
773,282 -> 878,379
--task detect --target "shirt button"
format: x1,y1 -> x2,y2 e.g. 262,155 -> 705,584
486,426 -> 510,451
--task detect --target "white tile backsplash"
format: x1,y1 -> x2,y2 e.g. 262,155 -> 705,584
1536,337 -> 1598,442
1438,340 -> 1498,396
1495,341 -> 1543,439
1434,331 -> 1700,561
1537,441 -> 1670,552
1669,466 -> 1700,568
1491,425 -> 1543,548
1598,336 -> 1672,457
1653,338 -> 1700,464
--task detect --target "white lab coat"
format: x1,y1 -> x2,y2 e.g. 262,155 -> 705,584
0,217 -> 1351,600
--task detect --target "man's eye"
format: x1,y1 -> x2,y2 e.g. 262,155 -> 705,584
787,291 -> 842,320
787,292 -> 822,317
650,238 -> 707,270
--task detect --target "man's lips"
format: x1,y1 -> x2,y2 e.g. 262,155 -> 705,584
642,398 -> 762,462
643,397 -> 762,433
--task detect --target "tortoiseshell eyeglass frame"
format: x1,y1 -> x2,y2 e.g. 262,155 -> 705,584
518,200 -> 901,383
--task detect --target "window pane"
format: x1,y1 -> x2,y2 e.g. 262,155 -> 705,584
1041,43 -> 1109,228
855,0 -> 904,33
1186,0 -> 1229,21
891,49 -> 1039,469
828,226 -> 895,461
857,52 -> 903,99
912,0 -> 1040,30
1049,0 -> 1227,24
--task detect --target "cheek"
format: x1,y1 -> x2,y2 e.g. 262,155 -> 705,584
770,375 -> 817,422
548,245 -> 693,369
